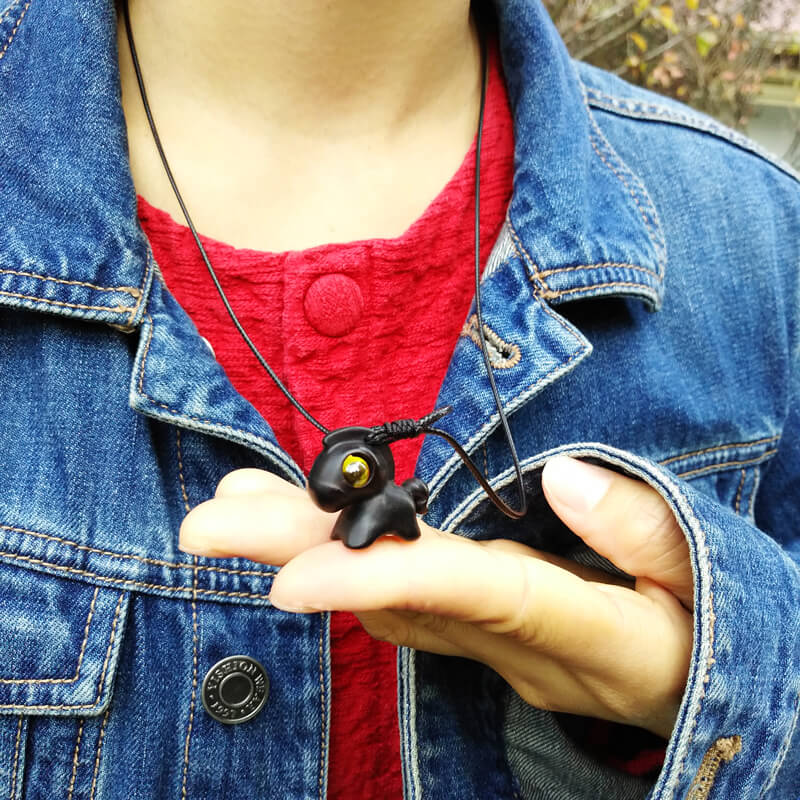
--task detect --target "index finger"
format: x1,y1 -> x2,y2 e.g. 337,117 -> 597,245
179,471 -> 335,563
268,524 -> 623,659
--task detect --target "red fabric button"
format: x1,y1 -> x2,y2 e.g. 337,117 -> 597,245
303,274 -> 364,338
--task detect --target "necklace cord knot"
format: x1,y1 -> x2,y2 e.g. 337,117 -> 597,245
366,406 -> 453,445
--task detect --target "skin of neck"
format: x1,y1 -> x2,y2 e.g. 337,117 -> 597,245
118,0 -> 483,251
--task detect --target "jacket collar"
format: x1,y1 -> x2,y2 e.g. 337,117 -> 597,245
0,0 -> 151,328
0,0 -> 664,327
497,0 -> 666,311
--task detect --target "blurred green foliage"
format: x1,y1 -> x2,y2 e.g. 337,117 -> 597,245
545,0 -> 799,130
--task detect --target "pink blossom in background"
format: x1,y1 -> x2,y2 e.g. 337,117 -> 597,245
759,1 -> 800,32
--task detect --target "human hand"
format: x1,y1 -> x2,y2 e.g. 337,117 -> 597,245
179,456 -> 693,739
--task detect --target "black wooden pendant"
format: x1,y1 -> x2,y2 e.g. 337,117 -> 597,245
307,426 -> 429,549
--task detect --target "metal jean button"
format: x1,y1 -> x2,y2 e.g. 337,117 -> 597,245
201,655 -> 269,724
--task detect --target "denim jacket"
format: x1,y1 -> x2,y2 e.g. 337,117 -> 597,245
1,0 -> 799,798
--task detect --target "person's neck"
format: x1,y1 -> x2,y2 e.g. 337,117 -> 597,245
118,0 -> 483,251
124,0 -> 477,133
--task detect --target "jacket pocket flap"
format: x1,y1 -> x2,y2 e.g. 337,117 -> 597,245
0,563 -> 129,716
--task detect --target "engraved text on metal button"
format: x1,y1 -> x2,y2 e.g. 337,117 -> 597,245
201,655 -> 269,724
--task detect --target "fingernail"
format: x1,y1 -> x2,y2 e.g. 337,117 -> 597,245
268,594 -> 322,614
544,456 -> 613,513
178,535 -> 229,557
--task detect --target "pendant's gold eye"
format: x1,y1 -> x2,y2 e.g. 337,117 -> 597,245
342,454 -> 371,488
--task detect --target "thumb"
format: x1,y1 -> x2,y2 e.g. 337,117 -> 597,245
541,455 -> 694,610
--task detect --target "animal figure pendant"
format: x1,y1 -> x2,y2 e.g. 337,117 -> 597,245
307,426 -> 429,549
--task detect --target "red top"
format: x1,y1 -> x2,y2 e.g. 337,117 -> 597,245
140,38 -> 664,796
140,40 -> 513,800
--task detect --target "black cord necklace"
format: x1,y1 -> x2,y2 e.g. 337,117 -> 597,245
122,1 -> 527,547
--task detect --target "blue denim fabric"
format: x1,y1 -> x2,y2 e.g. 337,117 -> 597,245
1,0 -> 799,797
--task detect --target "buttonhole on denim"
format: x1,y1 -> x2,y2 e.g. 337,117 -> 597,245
685,735 -> 742,800
460,315 -> 521,369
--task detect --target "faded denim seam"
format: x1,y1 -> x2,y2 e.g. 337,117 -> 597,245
581,84 -> 668,274
505,213 -> 658,303
125,250 -> 156,329
0,552 -> 273,601
733,470 -> 747,515
399,648 -> 422,800
89,708 -> 110,800
0,523 -> 278,577
317,617 -> 328,800
0,591 -> 125,712
757,689 -> 800,797
0,0 -> 30,62
538,261 -> 661,281
134,313 -> 303,486
9,717 -> 23,800
0,587 -> 99,685
583,86 -> 800,184
746,467 -> 761,519
0,291 -> 136,313
0,267 -> 141,296
673,451 -> 778,480
659,435 -> 781,466
66,721 -> 85,800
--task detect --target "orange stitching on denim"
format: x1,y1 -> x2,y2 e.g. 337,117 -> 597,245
0,268 -> 141,297
0,551 -> 273,601
180,558 -> 199,800
125,251 -> 154,328
584,86 -> 800,184
587,131 -> 658,257
734,469 -> 747,514
94,593 -> 123,701
547,280 -> 655,298
0,524 -> 276,578
137,315 -> 155,395
0,587 -> 98,684
660,435 -> 781,466
318,618 -> 327,800
88,707 -> 110,800
685,735 -> 742,799
506,214 -> 659,304
66,721 -> 85,800
506,219 -> 591,383
460,315 -> 522,369
0,291 -> 135,313
0,0 -> 30,62
505,214 -> 549,293
0,591 -> 124,712
537,262 -> 661,281
674,451 -> 777,480
176,429 -> 191,514
9,716 -> 22,800
583,91 -> 665,275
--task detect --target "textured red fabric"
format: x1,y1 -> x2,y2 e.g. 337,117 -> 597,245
139,39 -> 513,799
139,35 -> 664,794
